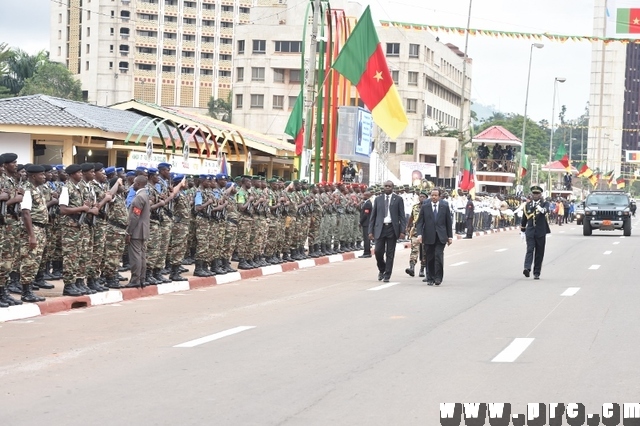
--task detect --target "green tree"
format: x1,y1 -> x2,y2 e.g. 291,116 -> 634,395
208,95 -> 231,122
20,61 -> 83,100
1,48 -> 48,95
0,43 -> 11,98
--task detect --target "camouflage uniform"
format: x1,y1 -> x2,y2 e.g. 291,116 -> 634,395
168,188 -> 191,266
194,185 -> 213,262
88,179 -> 107,280
146,183 -> 164,269
235,186 -> 253,261
156,176 -> 173,269
104,192 -> 128,282
19,181 -> 48,285
222,191 -> 239,261
1,175 -> 23,284
60,180 -> 91,284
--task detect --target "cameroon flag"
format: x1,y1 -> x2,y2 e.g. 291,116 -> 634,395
332,6 -> 408,139
617,8 -> 640,34
577,162 -> 593,178
616,176 -> 626,189
284,91 -> 304,156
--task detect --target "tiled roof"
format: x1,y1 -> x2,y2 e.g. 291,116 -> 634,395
473,125 -> 521,144
0,95 -> 163,137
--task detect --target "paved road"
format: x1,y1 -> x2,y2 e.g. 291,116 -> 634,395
1,220 -> 639,425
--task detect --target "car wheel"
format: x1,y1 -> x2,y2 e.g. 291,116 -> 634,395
583,220 -> 592,236
624,219 -> 631,237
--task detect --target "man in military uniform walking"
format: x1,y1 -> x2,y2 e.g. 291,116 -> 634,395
521,185 -> 551,280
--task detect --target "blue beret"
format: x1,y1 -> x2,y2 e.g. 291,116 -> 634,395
136,166 -> 148,173
126,171 -> 136,177
216,173 -> 230,180
199,174 -> 212,180
158,162 -> 172,170
104,167 -> 116,175
147,167 -> 158,175
55,164 -> 65,171
172,174 -> 184,183
225,182 -> 235,189
115,167 -> 124,173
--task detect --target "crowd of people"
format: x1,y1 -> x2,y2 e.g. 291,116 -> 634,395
476,142 -> 516,172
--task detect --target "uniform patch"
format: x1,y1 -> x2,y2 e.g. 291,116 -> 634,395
364,209 -> 370,214
133,206 -> 142,216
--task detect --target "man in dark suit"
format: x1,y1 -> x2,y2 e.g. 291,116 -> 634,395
358,189 -> 373,258
125,176 -> 150,288
463,195 -> 475,239
368,181 -> 406,282
521,185 -> 551,280
416,188 -> 453,285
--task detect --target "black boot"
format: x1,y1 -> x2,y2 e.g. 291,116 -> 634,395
237,258 -> 252,270
77,278 -> 95,294
117,273 -> 128,282
332,242 -> 340,254
51,260 -> 63,279
169,265 -> 188,281
299,246 -> 308,259
86,277 -> 102,292
231,250 -> 240,262
259,256 -> 270,267
178,265 -> 188,273
0,285 -> 22,305
119,253 -> 130,272
205,261 -> 217,276
42,262 -> 54,280
418,265 -> 426,278
214,259 -> 227,275
105,276 -> 121,289
35,269 -> 55,290
282,252 -> 292,262
405,261 -> 416,277
194,261 -> 212,277
0,296 -> 7,308
7,272 -> 21,294
21,284 -> 45,303
356,241 -> 363,249
62,282 -> 83,297
246,257 -> 257,268
154,268 -> 171,283
224,259 -> 237,273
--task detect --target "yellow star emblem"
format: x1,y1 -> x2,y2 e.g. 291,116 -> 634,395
373,71 -> 383,82
635,17 -> 640,25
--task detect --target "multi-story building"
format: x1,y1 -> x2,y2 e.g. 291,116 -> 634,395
232,0 -> 471,183
50,0 -> 251,108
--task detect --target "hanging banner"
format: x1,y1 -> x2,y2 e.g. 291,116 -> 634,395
606,0 -> 640,39
127,151 -> 169,170
399,161 -> 437,186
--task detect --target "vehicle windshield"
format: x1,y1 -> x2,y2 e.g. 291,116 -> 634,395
586,194 -> 629,206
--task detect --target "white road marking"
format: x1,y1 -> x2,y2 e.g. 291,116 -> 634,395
589,265 -> 601,270
604,251 -> 612,255
450,261 -> 468,267
174,326 -> 256,348
495,249 -> 508,252
492,338 -> 535,363
367,282 -> 400,291
613,242 -> 620,245
559,231 -> 565,233
561,287 -> 580,296
169,293 -> 189,296
620,236 -> 626,238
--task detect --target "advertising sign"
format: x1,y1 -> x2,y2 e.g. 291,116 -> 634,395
399,161 -> 437,186
337,106 -> 373,162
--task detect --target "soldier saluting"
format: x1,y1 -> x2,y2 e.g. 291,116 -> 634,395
521,185 -> 551,280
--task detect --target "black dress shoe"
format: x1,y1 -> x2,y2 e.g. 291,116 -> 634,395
434,280 -> 442,286
523,269 -> 530,278
358,254 -> 371,258
378,272 -> 383,281
534,275 -> 540,280
383,277 -> 390,283
123,282 -> 142,289
463,236 -> 472,239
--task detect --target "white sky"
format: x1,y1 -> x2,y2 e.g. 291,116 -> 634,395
2,0 -> 600,123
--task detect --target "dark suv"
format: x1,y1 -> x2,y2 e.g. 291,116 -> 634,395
583,190 -> 632,236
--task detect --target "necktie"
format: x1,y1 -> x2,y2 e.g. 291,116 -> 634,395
385,195 -> 389,216
433,203 -> 438,216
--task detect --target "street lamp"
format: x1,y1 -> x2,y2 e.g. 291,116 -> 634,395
520,43 -> 544,182
548,77 -> 566,194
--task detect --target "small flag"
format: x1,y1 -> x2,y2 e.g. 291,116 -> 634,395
616,176 -> 626,189
577,162 -> 593,178
459,152 -> 475,192
554,143 -> 571,171
284,91 -> 304,156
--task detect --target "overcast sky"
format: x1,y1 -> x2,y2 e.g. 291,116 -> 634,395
1,0 -> 597,123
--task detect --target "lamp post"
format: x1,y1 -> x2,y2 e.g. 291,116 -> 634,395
520,43 -> 544,182
548,77 -> 566,194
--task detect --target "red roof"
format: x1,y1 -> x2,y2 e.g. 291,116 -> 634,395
541,161 -> 578,173
473,125 -> 521,144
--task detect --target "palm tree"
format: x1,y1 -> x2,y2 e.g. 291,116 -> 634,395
1,48 -> 48,95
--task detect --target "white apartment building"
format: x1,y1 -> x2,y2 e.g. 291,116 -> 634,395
50,0 -> 251,108
232,1 -> 471,181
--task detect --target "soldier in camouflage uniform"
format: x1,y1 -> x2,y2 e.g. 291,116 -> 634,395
18,165 -> 50,303
306,184 -> 323,257
47,165 -> 66,279
167,174 -> 190,281
103,176 -> 127,288
235,176 -> 255,269
156,162 -> 174,275
209,175 -> 229,275
0,154 -> 23,307
220,181 -> 239,272
2,154 -> 26,295
146,168 -> 170,284
263,178 -> 280,263
86,163 -> 113,292
405,191 -> 428,278
193,175 -> 214,276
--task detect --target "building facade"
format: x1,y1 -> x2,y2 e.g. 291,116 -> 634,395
232,1 -> 472,182
50,0 -> 251,108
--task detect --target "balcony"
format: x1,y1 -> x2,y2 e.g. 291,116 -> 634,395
182,24 -> 197,34
163,38 -> 177,47
134,69 -> 157,79
135,36 -> 158,46
134,52 -> 157,62
137,3 -> 158,13
220,11 -> 234,21
136,21 -> 158,32
217,59 -> 231,70
201,27 -> 216,37
218,76 -> 231,84
162,71 -> 176,80
201,42 -> 215,51
181,57 -> 195,67
238,13 -> 250,23
164,5 -> 178,15
475,158 -> 517,175
162,55 -> 176,65
183,6 -> 197,17
202,9 -> 216,19
220,27 -> 233,37
163,20 -> 177,30
183,40 -> 196,49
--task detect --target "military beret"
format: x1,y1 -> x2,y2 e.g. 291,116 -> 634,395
530,185 -> 543,194
234,176 -> 242,182
115,167 -> 124,173
104,166 -> 116,175
215,173 -> 229,180
42,164 -> 53,172
241,174 -> 252,180
157,162 -> 172,170
147,167 -> 158,175
285,181 -> 292,185
136,166 -> 149,174
93,162 -> 104,172
26,165 -> 45,173
267,178 -> 278,183
66,164 -> 82,174
55,164 -> 65,171
301,179 -> 308,184
251,175 -> 261,180
225,182 -> 235,189
80,163 -> 95,172
0,154 -> 4,164
172,174 -> 184,183
2,153 -> 18,164
126,171 -> 136,177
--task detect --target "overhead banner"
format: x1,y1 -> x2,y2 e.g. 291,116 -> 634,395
126,151 -> 221,175
606,0 -> 640,39
626,150 -> 640,162
399,161 -> 437,186
336,106 -> 373,162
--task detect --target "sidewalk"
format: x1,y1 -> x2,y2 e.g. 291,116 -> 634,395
0,226 -> 519,323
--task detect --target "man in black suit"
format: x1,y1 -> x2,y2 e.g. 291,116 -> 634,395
358,189 -> 373,258
416,188 -> 453,285
125,176 -> 150,288
368,181 -> 406,282
521,185 -> 551,280
463,195 -> 475,239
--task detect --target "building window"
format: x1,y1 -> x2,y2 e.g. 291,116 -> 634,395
273,68 -> 285,83
237,40 -> 245,54
408,71 -> 418,86
164,15 -> 177,22
58,46 -> 62,56
58,30 -> 62,40
201,36 -> 213,43
219,70 -> 231,77
203,20 -> 215,27
426,105 -> 432,118
85,61 -> 90,71
220,38 -> 232,45
137,64 -> 154,71
250,94 -> 264,109
389,142 -> 396,153
274,40 -> 301,53
406,98 -> 417,113
289,69 -> 301,83
182,51 -> 195,57
252,39 -> 266,54
288,96 -> 297,110
409,44 -> 419,58
181,67 -> 194,74
251,67 -> 265,81
86,44 -> 90,54
391,70 -> 399,85
109,44 -> 114,53
183,34 -> 195,41
273,95 -> 284,109
201,52 -> 214,59
88,27 -> 92,37
236,67 -> 244,82
236,94 -> 243,109
109,61 -> 113,69
386,43 -> 399,57
162,48 -> 175,55
58,13 -> 62,23
183,18 -> 196,25
221,22 -> 233,28
200,69 -> 213,76
404,142 -> 414,154
427,80 -> 434,92
87,10 -> 91,20
162,65 -> 175,72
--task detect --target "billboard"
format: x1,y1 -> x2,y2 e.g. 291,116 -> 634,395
399,161 -> 437,186
336,106 -> 373,161
626,150 -> 640,163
